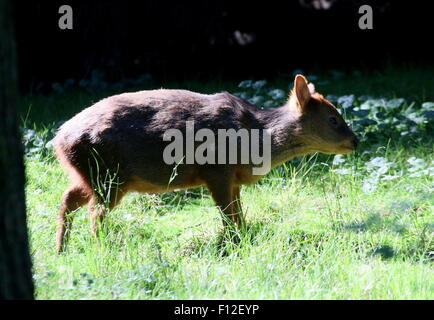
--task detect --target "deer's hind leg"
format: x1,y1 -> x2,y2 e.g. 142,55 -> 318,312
56,184 -> 92,253
88,187 -> 126,238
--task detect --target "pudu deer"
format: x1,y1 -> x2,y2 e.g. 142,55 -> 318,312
54,75 -> 358,253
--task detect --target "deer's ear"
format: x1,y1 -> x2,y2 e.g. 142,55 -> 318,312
294,75 -> 311,110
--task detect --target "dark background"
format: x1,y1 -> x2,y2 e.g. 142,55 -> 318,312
13,0 -> 432,92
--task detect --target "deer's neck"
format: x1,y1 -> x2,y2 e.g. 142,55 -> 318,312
256,105 -> 312,168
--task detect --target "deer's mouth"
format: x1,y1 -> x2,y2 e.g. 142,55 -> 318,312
340,138 -> 358,153
340,147 -> 355,154
312,140 -> 357,155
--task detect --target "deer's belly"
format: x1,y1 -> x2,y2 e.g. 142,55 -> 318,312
125,175 -> 204,194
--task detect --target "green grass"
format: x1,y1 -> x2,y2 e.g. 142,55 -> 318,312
22,66 -> 433,299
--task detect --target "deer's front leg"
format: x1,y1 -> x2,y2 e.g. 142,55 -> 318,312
232,186 -> 244,227
207,180 -> 242,228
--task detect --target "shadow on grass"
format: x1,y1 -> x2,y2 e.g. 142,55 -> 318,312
339,214 -> 433,262
341,213 -> 408,235
183,219 -> 433,264
182,224 -> 334,259
181,220 -> 271,258
371,245 -> 395,260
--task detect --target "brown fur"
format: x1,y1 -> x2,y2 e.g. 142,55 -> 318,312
54,75 -> 358,252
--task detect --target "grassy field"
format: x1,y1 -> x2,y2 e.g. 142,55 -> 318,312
21,66 -> 433,299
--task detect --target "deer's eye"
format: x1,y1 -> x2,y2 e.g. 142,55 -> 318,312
329,116 -> 338,126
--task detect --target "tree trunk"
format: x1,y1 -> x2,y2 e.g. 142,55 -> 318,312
0,0 -> 34,299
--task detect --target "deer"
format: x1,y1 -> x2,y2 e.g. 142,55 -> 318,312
53,75 -> 358,253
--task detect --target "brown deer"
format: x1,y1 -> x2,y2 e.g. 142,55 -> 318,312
53,75 -> 358,253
